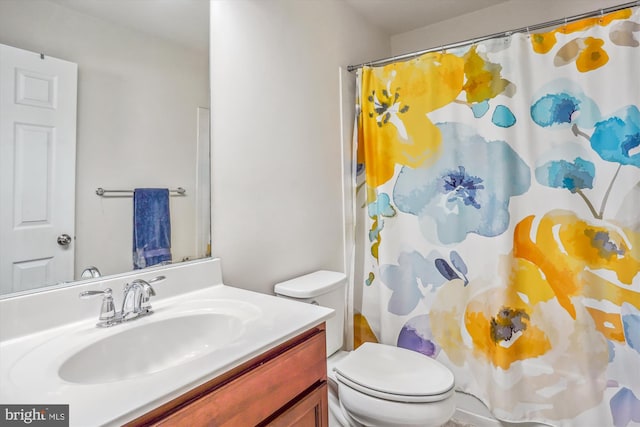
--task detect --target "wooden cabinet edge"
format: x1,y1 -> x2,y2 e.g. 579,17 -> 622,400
261,382 -> 328,427
125,323 -> 327,427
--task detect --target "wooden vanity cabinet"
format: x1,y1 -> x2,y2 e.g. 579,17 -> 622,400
126,324 -> 328,427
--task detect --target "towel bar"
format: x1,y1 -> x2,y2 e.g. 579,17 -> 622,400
96,187 -> 186,196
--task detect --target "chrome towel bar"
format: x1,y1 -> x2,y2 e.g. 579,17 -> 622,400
95,187 -> 186,196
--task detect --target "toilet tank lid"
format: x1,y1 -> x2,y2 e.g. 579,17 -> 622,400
274,270 -> 347,298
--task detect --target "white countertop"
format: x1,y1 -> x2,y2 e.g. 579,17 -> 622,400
0,260 -> 333,426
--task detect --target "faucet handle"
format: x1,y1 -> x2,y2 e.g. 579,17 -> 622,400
79,288 -> 111,299
79,288 -> 117,327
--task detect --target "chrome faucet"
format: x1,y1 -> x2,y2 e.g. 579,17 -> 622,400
80,266 -> 101,279
80,275 -> 165,327
121,280 -> 145,320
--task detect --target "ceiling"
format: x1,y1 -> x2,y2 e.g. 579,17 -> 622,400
50,0 -> 209,53
48,0 -> 511,51
344,0 -> 511,35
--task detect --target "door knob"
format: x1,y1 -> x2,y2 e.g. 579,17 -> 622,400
57,234 -> 72,246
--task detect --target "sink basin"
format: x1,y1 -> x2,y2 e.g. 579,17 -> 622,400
59,313 -> 244,384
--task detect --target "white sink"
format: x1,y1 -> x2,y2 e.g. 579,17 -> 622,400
8,297 -> 263,390
59,312 -> 244,384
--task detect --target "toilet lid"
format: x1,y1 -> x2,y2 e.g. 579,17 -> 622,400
333,342 -> 454,402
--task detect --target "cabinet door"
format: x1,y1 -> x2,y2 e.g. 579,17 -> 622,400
265,383 -> 328,427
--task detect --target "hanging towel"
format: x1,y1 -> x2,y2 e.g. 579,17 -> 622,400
133,188 -> 172,269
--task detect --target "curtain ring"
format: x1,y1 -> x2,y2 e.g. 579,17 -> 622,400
600,9 -> 604,24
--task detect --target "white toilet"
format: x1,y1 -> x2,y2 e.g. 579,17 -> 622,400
274,271 -> 456,427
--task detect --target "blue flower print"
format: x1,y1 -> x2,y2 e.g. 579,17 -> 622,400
380,251 -> 447,315
531,93 -> 581,126
622,303 -> 640,354
397,314 -> 441,358
492,105 -> 516,128
367,193 -> 396,259
591,105 -> 640,168
535,157 -> 595,193
368,193 -> 396,218
435,250 -> 469,286
471,101 -> 490,118
393,122 -> 531,244
530,79 -> 601,129
610,387 -> 640,427
441,166 -> 484,209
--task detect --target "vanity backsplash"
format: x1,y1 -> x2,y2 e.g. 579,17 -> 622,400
0,258 -> 223,341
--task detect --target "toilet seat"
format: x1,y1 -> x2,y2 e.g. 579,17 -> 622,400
333,342 -> 455,403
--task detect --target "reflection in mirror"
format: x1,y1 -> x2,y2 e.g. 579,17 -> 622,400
0,0 -> 210,296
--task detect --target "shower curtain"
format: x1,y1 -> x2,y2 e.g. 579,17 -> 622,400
353,6 -> 640,426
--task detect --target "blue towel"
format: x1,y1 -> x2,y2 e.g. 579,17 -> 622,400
133,188 -> 172,269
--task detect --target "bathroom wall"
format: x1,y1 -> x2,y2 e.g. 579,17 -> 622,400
210,0 -> 390,294
0,0 -> 208,277
391,0 -> 626,55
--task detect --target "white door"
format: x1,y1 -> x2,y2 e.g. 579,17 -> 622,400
0,44 -> 77,294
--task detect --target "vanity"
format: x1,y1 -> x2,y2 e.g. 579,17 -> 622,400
130,323 -> 327,426
0,259 -> 333,426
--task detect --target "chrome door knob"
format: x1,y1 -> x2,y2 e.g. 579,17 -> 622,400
57,233 -> 72,246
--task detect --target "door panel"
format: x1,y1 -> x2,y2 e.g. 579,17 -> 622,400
14,124 -> 53,225
0,44 -> 77,294
16,68 -> 58,109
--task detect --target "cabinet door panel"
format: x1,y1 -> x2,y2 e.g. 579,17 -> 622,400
265,383 -> 328,427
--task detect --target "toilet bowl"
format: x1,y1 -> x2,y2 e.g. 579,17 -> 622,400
275,271 -> 456,427
330,342 -> 455,427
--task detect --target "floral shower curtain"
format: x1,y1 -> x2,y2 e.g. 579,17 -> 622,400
353,6 -> 640,426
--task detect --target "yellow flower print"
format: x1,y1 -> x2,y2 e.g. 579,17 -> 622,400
575,37 -> 609,71
354,313 -> 378,349
359,52 -> 464,188
513,210 -> 640,347
555,37 -> 609,72
430,272 -> 610,419
559,9 -> 632,34
531,9 -> 632,54
514,210 -> 640,321
531,32 -> 558,54
464,283 -> 552,369
430,265 -> 554,371
430,209 -> 638,389
463,46 -> 514,103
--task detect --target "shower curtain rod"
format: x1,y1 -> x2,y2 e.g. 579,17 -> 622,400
347,1 -> 640,72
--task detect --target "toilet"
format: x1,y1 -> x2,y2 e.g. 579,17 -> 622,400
274,271 -> 456,427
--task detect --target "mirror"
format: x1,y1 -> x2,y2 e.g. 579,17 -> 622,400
0,0 -> 210,296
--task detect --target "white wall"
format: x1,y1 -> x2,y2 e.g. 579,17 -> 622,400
0,0 -> 208,278
210,0 -> 390,294
391,0 -> 627,55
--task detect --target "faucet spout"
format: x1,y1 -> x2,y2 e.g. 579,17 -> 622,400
121,281 -> 144,320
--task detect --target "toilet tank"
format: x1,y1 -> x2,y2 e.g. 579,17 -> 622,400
274,271 -> 346,356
